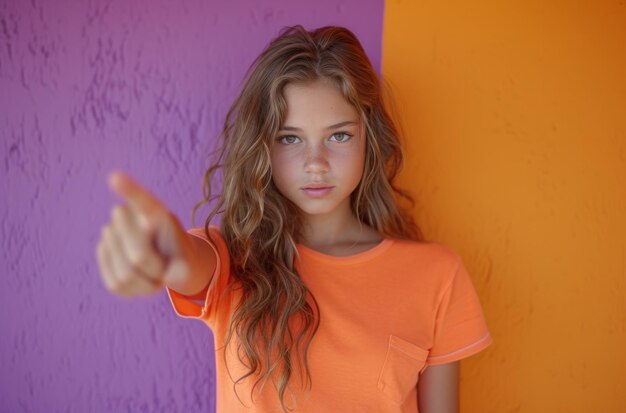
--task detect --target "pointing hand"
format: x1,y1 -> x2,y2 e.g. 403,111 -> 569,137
96,171 -> 193,298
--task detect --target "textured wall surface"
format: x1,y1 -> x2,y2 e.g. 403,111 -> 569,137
0,0 -> 383,411
383,0 -> 626,411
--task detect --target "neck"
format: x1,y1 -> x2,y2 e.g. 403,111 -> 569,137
299,201 -> 382,251
301,212 -> 361,247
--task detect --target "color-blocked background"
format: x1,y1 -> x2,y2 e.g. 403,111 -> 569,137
1,0 -> 625,411
0,1 -> 383,411
383,1 -> 626,412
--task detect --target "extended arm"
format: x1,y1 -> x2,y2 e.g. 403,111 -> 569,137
166,232 -> 217,296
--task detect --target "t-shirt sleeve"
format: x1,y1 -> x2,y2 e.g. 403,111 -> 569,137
165,225 -> 230,322
426,253 -> 493,365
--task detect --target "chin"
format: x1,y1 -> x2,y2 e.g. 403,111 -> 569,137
295,203 -> 338,217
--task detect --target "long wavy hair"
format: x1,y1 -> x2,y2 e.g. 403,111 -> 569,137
191,25 -> 423,411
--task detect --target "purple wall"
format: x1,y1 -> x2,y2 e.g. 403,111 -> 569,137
0,0 -> 383,411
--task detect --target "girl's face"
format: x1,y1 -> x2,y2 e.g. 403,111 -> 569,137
270,78 -> 366,220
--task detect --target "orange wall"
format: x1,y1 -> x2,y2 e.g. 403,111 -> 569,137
382,1 -> 626,411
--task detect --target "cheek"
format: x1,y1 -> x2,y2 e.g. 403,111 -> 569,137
345,141 -> 366,182
353,154 -> 366,184
270,151 -> 294,188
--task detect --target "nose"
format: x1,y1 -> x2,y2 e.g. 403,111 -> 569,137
304,143 -> 330,174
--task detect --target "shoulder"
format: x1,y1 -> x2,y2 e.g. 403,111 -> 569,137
389,238 -> 462,269
381,238 -> 464,290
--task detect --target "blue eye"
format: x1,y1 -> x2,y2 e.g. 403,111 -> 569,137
330,132 -> 352,142
278,135 -> 300,144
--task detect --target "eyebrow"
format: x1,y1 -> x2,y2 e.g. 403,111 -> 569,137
279,120 -> 358,132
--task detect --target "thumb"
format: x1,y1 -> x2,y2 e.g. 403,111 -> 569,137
151,209 -> 186,259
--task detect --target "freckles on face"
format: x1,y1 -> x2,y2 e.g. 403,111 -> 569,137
268,78 -> 366,216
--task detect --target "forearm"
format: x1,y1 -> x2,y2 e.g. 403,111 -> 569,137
166,233 -> 217,296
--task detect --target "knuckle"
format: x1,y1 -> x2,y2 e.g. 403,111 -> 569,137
113,285 -> 135,299
111,205 -> 126,223
131,241 -> 162,268
112,286 -> 131,298
102,278 -> 118,293
110,206 -> 120,221
135,286 -> 153,297
116,269 -> 135,286
101,271 -> 119,293
110,280 -> 125,294
147,279 -> 163,294
102,225 -> 116,243
126,250 -> 147,269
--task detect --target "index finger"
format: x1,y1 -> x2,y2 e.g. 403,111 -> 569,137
107,170 -> 166,228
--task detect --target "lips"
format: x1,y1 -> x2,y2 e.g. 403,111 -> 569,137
301,183 -> 334,198
302,183 -> 333,190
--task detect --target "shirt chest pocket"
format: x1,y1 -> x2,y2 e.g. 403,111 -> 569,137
377,335 -> 430,404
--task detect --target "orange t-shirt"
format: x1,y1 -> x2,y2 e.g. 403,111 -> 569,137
166,226 -> 492,412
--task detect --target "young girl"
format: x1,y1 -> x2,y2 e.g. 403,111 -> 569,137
97,25 -> 492,413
